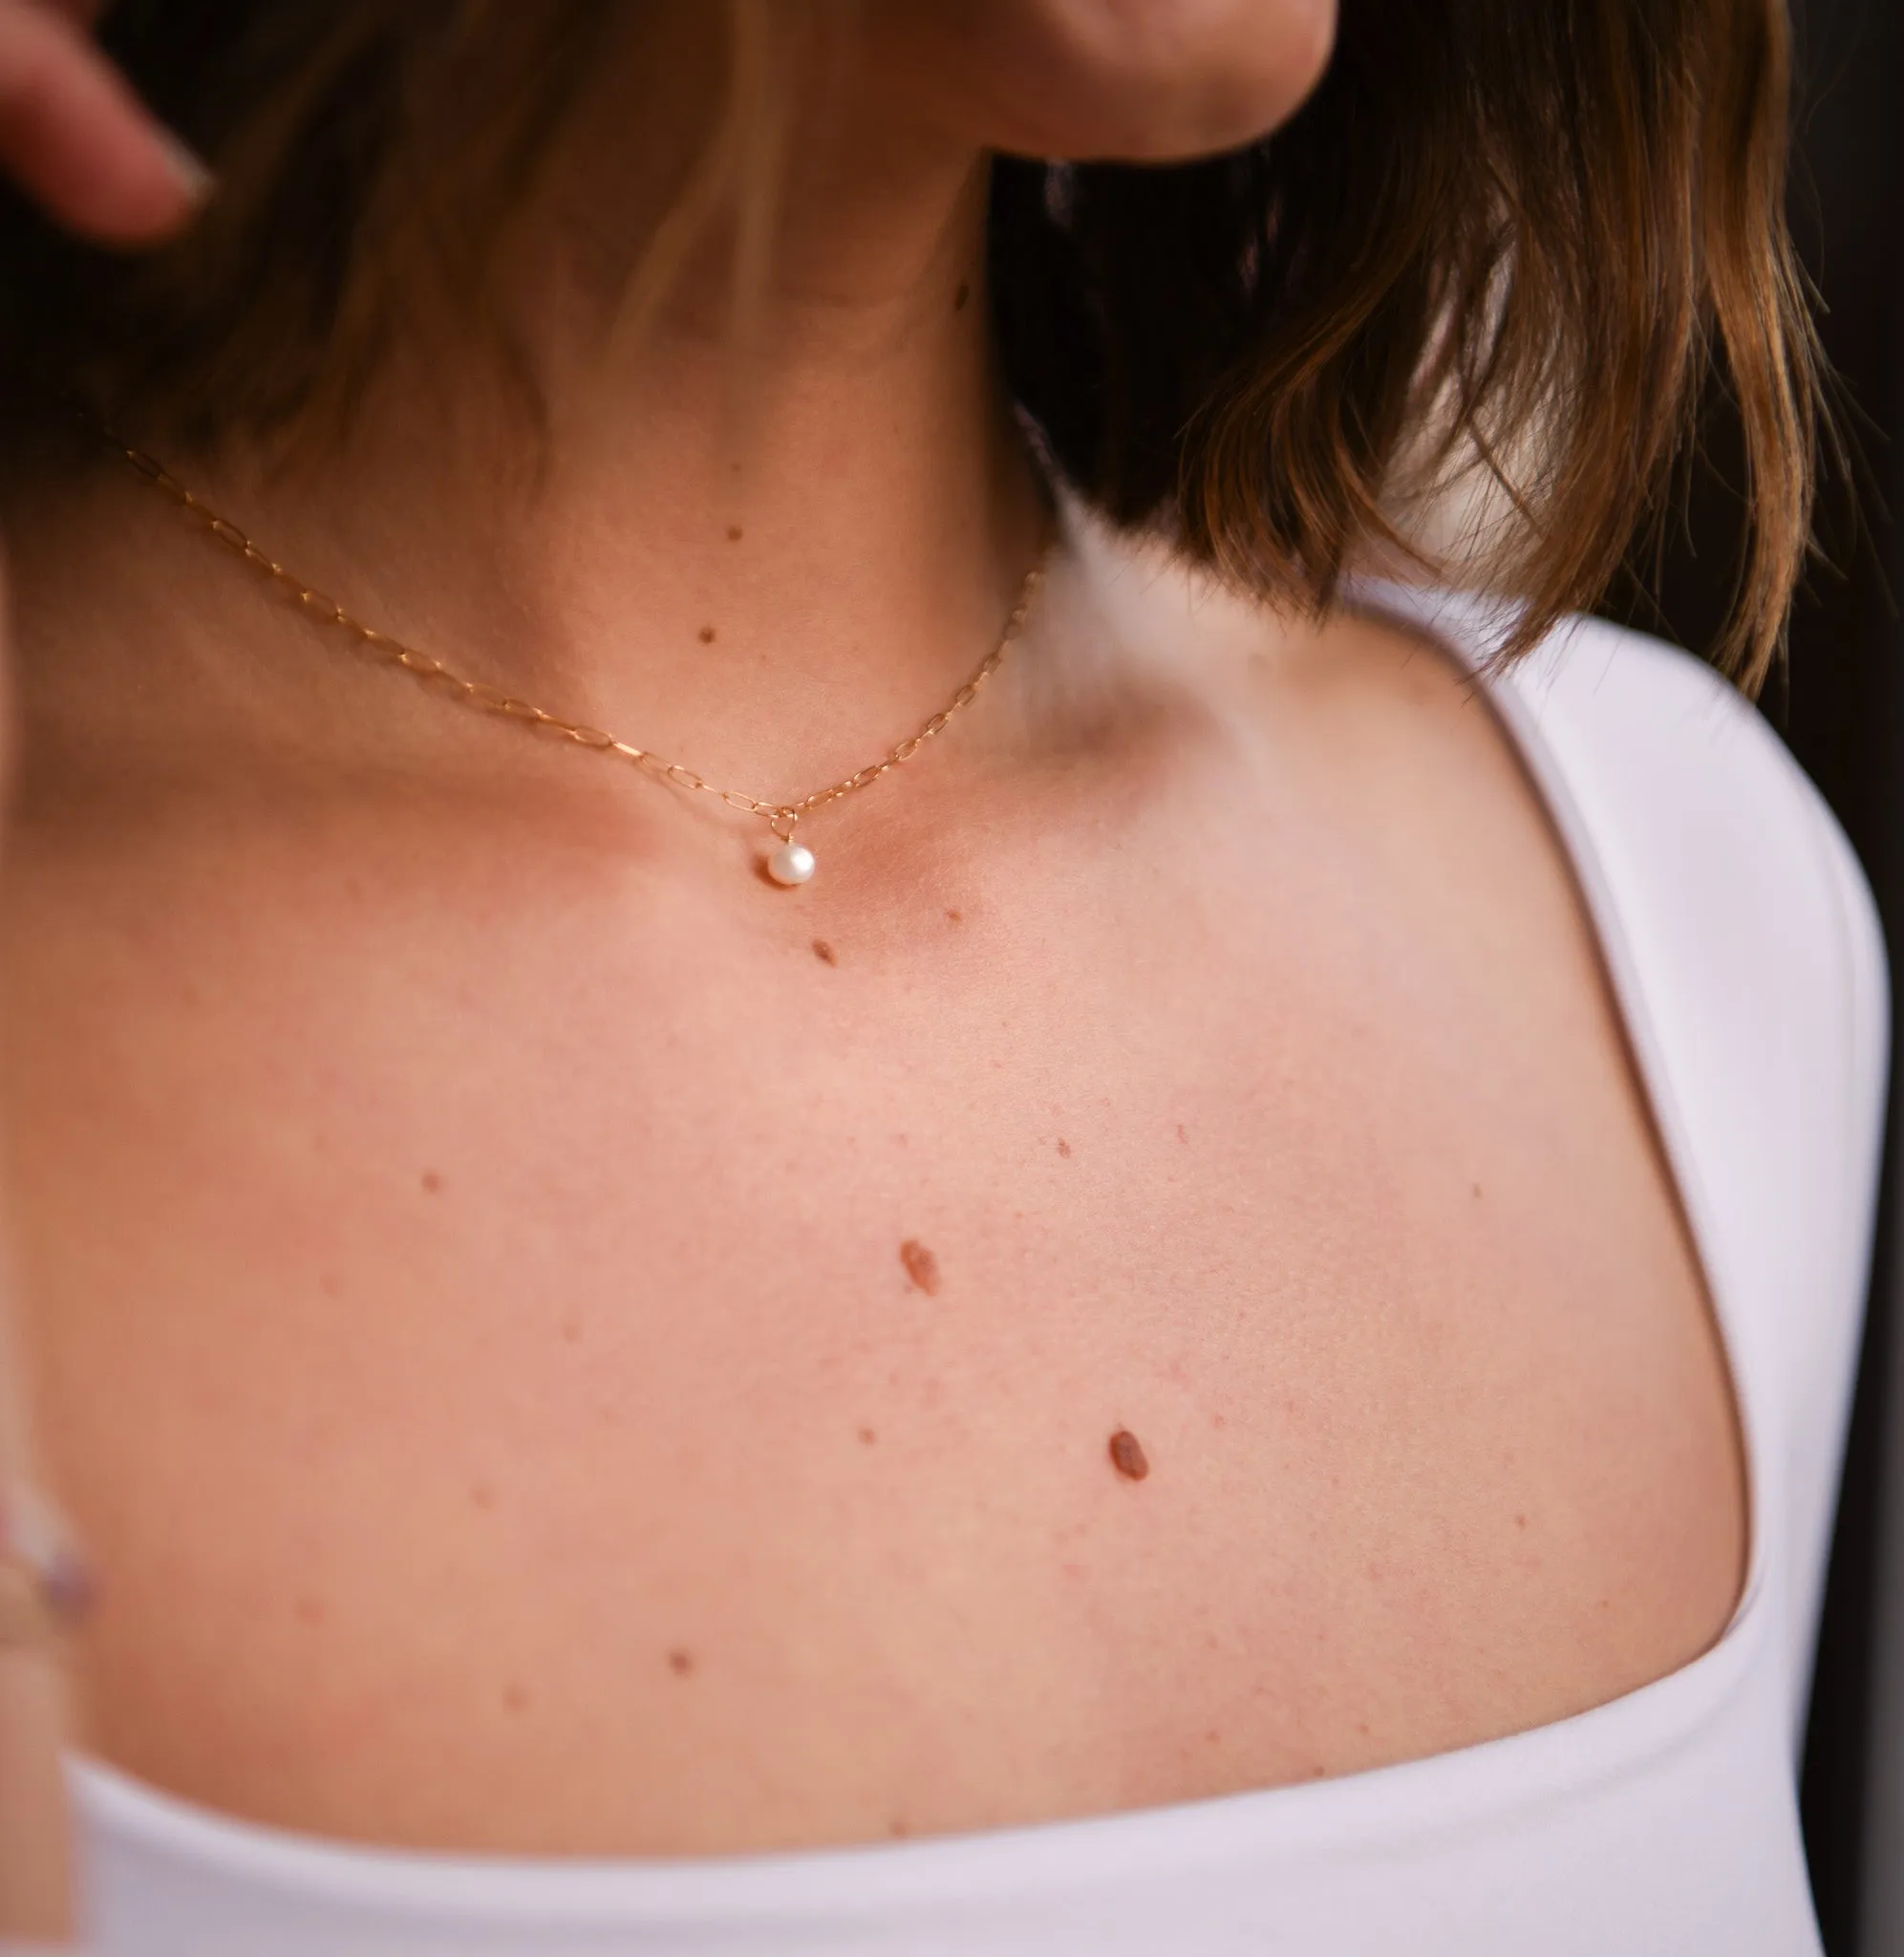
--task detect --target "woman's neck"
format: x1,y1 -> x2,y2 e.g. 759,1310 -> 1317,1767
124,19 -> 1050,807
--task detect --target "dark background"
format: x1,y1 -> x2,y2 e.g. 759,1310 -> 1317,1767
1598,1 -> 1901,1946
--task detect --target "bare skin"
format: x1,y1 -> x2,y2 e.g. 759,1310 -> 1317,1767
0,0 -> 208,1935
0,0 -> 1740,1861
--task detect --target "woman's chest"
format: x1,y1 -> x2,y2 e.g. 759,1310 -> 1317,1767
0,799 -> 1744,1854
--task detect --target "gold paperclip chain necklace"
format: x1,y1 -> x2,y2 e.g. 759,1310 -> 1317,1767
115,440 -> 1049,888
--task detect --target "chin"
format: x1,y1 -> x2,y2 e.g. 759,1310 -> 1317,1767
871,0 -> 1339,162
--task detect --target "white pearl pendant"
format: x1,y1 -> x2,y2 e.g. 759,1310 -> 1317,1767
766,840 -> 816,887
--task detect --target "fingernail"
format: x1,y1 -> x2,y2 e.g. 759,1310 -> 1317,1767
158,131 -> 215,206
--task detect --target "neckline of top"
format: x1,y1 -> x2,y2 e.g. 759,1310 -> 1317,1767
71,575 -> 1771,1911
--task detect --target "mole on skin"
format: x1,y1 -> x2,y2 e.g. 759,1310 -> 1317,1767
698,625 -> 717,643
421,1170 -> 442,1194
812,938 -> 837,965
668,1647 -> 695,1677
1057,1138 -> 1072,1158
953,280 -> 971,312
899,1239 -> 941,1296
1108,1429 -> 1149,1480
726,526 -> 743,541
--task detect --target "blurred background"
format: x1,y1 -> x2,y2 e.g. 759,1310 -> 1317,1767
1596,1 -> 1901,1946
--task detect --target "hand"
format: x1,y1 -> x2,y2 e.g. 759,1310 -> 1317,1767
0,0 -> 208,244
0,9 -> 202,1945
0,552 -> 82,1944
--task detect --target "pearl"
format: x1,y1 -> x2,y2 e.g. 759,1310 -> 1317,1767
767,840 -> 816,887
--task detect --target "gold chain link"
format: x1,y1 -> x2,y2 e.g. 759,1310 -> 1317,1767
115,441 -> 1048,842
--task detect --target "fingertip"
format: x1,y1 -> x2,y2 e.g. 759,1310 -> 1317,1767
29,119 -> 212,247
156,131 -> 214,207
0,9 -> 212,247
92,128 -> 214,245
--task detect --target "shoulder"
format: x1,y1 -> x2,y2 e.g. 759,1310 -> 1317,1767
1485,607 -> 1887,1141
1467,602 -> 1886,1676
1372,594 -> 1886,1133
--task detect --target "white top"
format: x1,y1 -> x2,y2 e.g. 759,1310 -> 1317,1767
63,559 -> 1890,1956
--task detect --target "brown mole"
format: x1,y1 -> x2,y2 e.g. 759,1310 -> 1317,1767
1057,1138 -> 1072,1158
812,938 -> 837,965
1108,1429 -> 1149,1480
953,280 -> 971,312
698,625 -> 717,644
726,525 -> 743,541
667,1647 -> 695,1677
858,1425 -> 877,1446
420,1170 -> 442,1194
899,1239 -> 941,1296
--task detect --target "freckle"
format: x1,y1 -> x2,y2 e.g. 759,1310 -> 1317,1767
953,280 -> 971,312
812,938 -> 837,965
1062,1559 -> 1089,1579
561,1314 -> 583,1344
421,1170 -> 442,1194
1211,1413 -> 1226,1430
668,1647 -> 695,1676
1514,1512 -> 1528,1530
893,1132 -> 909,1149
726,526 -> 743,541
858,1426 -> 877,1446
899,1239 -> 941,1295
293,1593 -> 326,1626
889,1817 -> 911,1839
319,1272 -> 341,1298
1472,1182 -> 1483,1198
1176,1125 -> 1187,1144
1205,1728 -> 1221,1745
471,1480 -> 496,1511
1310,1762 -> 1329,1780
1108,1429 -> 1149,1480
1356,1720 -> 1370,1736
1057,1138 -> 1072,1158
698,625 -> 717,643
503,1681 -> 530,1713
946,908 -> 963,923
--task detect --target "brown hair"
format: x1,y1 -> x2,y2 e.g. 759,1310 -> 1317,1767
0,0 -> 1818,684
